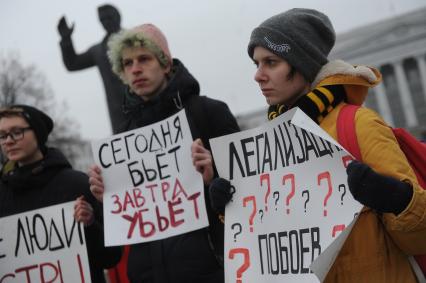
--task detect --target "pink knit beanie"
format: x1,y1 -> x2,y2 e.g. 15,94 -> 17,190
133,24 -> 172,66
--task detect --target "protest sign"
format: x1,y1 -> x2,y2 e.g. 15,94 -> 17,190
92,110 -> 208,246
0,201 -> 91,283
210,108 -> 362,283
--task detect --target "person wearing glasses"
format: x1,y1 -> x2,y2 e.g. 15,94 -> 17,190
0,105 -> 121,283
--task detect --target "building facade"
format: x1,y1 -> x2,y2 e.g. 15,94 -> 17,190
237,7 -> 426,139
329,7 -> 426,138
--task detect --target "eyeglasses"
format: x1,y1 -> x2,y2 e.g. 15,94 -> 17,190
0,127 -> 32,143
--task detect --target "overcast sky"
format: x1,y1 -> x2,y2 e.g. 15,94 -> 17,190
1,0 -> 426,140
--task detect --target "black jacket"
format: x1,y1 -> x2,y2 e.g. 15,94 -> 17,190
120,59 -> 240,283
0,148 -> 122,283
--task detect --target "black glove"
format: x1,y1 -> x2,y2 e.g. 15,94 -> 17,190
347,160 -> 413,215
209,178 -> 235,214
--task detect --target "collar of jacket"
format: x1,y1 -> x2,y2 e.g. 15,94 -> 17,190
312,60 -> 382,106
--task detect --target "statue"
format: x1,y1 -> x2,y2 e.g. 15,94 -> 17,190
57,4 -> 127,134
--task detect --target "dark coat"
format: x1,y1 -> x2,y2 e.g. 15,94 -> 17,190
0,148 -> 122,283
120,59 -> 240,283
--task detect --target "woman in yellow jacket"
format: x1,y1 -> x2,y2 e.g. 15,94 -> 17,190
209,8 -> 426,283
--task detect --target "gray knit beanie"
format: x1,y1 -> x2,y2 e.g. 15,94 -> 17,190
248,8 -> 336,82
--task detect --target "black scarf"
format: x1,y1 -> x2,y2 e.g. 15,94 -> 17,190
268,84 -> 346,123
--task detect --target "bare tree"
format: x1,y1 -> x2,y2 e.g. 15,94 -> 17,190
0,52 -> 84,167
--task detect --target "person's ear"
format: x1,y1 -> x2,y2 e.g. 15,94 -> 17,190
164,63 -> 171,76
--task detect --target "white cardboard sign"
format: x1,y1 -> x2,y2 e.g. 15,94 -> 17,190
91,110 -> 208,246
0,202 -> 91,283
210,108 -> 362,283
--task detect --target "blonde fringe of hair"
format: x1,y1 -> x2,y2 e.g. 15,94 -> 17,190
107,29 -> 170,81
0,107 -> 25,119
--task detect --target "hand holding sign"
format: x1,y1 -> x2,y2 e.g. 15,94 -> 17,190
210,108 -> 363,283
88,164 -> 104,203
209,177 -> 234,214
191,138 -> 214,185
91,110 -> 209,246
347,160 -> 413,215
74,196 -> 95,226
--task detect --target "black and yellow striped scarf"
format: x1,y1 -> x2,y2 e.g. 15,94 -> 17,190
267,84 -> 346,124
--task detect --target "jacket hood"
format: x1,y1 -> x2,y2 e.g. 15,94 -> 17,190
312,60 -> 382,105
162,58 -> 200,104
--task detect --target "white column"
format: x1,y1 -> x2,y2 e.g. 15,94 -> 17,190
415,54 -> 426,102
374,81 -> 395,126
393,60 -> 418,127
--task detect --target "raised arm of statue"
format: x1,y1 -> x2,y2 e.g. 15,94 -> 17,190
57,5 -> 127,135
57,15 -> 96,71
58,16 -> 74,38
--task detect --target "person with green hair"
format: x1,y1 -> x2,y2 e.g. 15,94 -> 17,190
88,23 -> 240,283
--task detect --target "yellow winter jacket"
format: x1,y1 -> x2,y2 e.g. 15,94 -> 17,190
314,60 -> 426,282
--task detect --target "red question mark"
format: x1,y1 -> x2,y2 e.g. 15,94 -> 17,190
243,196 -> 257,232
282,173 -> 295,214
318,171 -> 332,217
229,248 -> 250,283
332,224 -> 346,237
260,173 -> 271,212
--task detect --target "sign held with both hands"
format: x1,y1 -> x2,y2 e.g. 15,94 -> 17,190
91,110 -> 209,246
210,108 -> 362,283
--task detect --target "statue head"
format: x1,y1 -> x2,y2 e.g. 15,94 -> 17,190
98,4 -> 121,34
